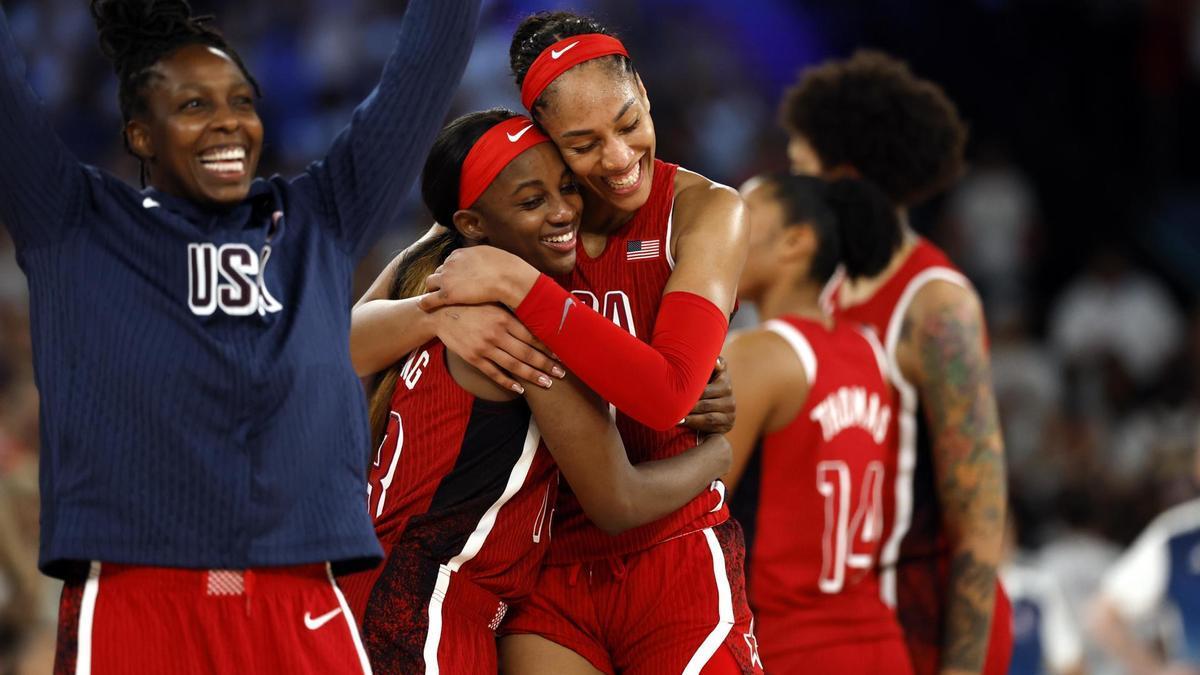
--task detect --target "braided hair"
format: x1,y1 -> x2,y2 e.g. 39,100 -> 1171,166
509,12 -> 636,117
89,0 -> 260,185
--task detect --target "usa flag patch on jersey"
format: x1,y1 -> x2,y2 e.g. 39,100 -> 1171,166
626,239 -> 660,261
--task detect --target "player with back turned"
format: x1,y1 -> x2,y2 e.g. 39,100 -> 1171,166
724,173 -> 912,673
780,51 -> 1013,675
0,0 -> 479,671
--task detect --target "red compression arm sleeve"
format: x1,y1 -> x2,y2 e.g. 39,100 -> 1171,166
515,274 -> 728,431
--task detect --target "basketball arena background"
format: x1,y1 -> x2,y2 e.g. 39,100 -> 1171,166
0,0 -> 1198,672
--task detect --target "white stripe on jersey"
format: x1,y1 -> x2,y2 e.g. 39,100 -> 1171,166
877,267 -> 970,606
422,419 -> 542,674
327,564 -> 374,674
763,319 -> 818,384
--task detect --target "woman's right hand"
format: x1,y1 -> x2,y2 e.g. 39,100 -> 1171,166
432,303 -> 564,392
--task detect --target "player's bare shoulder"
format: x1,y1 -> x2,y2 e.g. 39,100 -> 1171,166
896,276 -> 985,388
672,167 -> 743,224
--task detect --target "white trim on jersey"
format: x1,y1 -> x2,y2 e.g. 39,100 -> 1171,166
763,319 -> 818,384
819,265 -> 846,316
877,266 -> 971,606
422,419 -> 543,674
1102,497 -> 1200,621
682,528 -> 735,675
327,564 -> 374,674
1002,562 -> 1084,672
75,561 -> 101,675
857,326 -> 890,383
665,196 -> 678,270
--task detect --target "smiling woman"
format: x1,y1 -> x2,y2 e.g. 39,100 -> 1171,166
0,0 -> 481,672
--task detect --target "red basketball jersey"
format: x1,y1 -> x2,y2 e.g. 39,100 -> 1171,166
339,340 -> 557,618
826,238 -> 1013,675
825,238 -> 969,601
546,159 -> 728,563
739,316 -> 902,656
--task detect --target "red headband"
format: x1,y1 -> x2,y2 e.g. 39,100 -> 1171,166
458,116 -> 552,209
520,34 -> 629,111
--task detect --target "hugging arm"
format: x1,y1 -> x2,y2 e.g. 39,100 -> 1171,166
524,375 -> 730,535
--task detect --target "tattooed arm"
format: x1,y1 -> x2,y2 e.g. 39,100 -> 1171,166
898,280 -> 1007,675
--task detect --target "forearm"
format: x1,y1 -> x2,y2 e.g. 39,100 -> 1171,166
0,7 -> 79,245
516,275 -> 728,430
1090,600 -> 1163,675
350,298 -> 436,377
320,0 -> 480,253
617,435 -> 728,530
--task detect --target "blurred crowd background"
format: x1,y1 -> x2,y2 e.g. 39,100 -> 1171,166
2,0 -> 1199,672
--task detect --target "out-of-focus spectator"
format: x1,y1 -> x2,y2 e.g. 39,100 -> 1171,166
945,143 -> 1039,315
1089,436 -> 1200,675
1002,517 -> 1086,675
1049,248 -> 1184,389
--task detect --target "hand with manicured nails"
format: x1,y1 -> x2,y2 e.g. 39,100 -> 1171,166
684,357 -> 736,434
420,245 -> 541,311
431,303 -> 564,392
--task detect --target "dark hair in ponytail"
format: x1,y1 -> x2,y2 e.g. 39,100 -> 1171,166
90,0 -> 260,185
758,174 -> 901,285
821,178 -> 902,279
509,12 -> 636,116
365,108 -> 522,447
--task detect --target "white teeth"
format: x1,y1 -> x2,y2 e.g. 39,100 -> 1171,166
203,160 -> 245,174
541,231 -> 574,244
603,161 -> 641,190
200,147 -> 246,162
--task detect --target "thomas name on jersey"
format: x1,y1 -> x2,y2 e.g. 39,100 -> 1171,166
809,386 -> 892,444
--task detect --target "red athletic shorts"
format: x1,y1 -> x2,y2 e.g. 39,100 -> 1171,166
502,519 -> 764,674
339,556 -> 509,675
896,557 -> 1014,675
765,637 -> 915,674
54,562 -> 370,675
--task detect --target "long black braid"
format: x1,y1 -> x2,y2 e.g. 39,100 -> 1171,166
89,0 -> 261,186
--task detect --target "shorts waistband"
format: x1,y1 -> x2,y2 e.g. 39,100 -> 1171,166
434,564 -> 508,632
96,562 -> 331,596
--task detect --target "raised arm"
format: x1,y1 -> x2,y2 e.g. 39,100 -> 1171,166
0,7 -> 83,249
302,0 -> 480,258
524,374 -> 730,535
900,280 -> 1007,675
420,181 -> 748,430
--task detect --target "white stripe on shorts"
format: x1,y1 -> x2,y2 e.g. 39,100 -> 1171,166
75,561 -> 101,675
682,528 -> 735,675
327,564 -> 373,674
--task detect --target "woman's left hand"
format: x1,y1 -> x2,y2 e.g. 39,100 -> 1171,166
684,357 -> 736,434
419,245 -> 540,311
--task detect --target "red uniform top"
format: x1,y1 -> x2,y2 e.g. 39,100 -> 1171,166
547,159 -> 727,563
339,340 -> 558,619
826,238 -> 1011,674
733,316 -> 902,656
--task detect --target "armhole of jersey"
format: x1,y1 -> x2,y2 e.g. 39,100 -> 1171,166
856,326 -> 890,383
882,267 -> 972,398
665,195 -> 677,270
819,265 -> 845,315
763,319 -> 818,387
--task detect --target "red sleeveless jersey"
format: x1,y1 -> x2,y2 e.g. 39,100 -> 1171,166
339,340 -> 558,618
825,238 -> 970,601
546,159 -> 727,563
737,316 -> 902,657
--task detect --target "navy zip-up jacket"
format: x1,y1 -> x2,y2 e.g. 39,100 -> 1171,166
0,1 -> 480,577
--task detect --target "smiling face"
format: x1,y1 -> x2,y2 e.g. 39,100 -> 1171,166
534,60 -> 655,214
463,143 -> 583,276
126,43 -> 263,207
